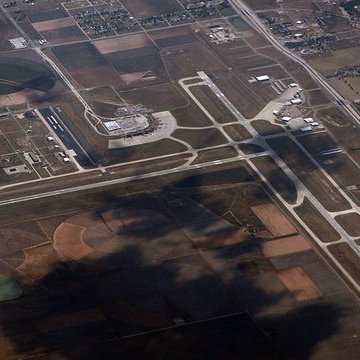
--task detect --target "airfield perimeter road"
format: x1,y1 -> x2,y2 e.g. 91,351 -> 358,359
1,66 -> 360,292
229,0 -> 360,125
1,0 -> 360,292
226,0 -> 360,290
193,71 -> 360,293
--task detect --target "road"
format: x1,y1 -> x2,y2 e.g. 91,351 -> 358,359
227,0 -> 360,290
38,108 -> 95,168
1,0 -> 360,290
0,152 -> 263,205
0,5 -> 107,136
196,71 -> 360,293
229,0 -> 360,125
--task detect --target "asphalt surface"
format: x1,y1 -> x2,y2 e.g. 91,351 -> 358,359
2,0 -> 360,293
38,108 -> 95,168
0,152 -> 263,204
230,0 -> 360,125
197,71 -> 360,293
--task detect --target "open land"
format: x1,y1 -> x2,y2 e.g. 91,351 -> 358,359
0,168 -> 359,359
0,0 -> 360,358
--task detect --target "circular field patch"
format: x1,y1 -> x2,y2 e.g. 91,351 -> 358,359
0,275 -> 22,302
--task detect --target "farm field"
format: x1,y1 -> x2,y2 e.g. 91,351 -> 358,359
0,50 -> 59,105
1,0 -> 360,358
0,166 -> 358,358
51,42 -> 123,88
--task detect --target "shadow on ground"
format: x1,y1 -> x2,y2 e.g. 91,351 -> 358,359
0,176 -> 345,360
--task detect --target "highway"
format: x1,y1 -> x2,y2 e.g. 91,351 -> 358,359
229,0 -> 360,125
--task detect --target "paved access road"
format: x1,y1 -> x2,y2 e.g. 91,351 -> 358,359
38,108 -> 95,168
229,0 -> 360,125
197,71 -> 360,293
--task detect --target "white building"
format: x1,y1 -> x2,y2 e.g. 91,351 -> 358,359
304,117 -> 314,123
8,37 -> 28,49
300,126 -> 312,132
256,75 -> 270,82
